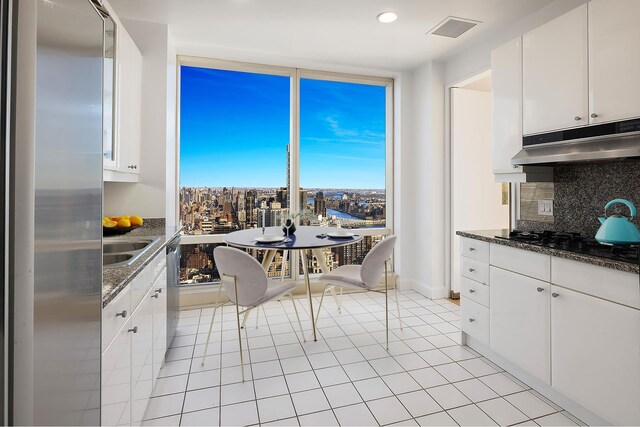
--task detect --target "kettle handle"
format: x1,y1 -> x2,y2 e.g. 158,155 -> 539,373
604,198 -> 637,218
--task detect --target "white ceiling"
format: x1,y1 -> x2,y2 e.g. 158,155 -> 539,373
109,0 -> 554,71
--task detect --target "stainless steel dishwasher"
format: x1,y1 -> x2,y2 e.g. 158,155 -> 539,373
166,235 -> 180,347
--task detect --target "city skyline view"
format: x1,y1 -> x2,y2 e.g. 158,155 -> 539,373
178,65 -> 388,284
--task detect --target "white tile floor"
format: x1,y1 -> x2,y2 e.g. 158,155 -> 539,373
142,290 -> 584,426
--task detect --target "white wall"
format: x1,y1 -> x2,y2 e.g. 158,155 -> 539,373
443,0 -> 587,85
104,20 -> 177,225
398,61 -> 447,299
398,0 -> 588,298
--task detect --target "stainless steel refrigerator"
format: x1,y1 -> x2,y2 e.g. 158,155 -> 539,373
9,0 -> 104,424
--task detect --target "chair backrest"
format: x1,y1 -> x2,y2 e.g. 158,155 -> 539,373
214,246 -> 268,307
360,235 -> 397,289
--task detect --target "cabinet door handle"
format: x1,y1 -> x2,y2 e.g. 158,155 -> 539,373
552,292 -> 559,298
468,268 -> 475,272
536,287 -> 544,293
469,289 -> 476,293
590,113 -> 598,118
468,247 -> 475,252
574,116 -> 582,121
468,318 -> 475,322
116,310 -> 128,318
155,288 -> 162,293
128,326 -> 138,334
151,293 -> 159,299
512,164 -> 519,169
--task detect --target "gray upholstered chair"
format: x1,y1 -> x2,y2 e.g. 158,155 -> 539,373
201,246 -> 304,381
316,235 -> 401,349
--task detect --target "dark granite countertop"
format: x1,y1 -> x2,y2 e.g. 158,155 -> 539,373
103,218 -> 182,307
457,229 -> 640,275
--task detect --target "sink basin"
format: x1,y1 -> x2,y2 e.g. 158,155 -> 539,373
103,237 -> 161,268
104,253 -> 134,266
103,240 -> 154,254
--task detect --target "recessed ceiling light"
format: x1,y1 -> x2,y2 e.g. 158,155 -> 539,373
377,11 -> 398,24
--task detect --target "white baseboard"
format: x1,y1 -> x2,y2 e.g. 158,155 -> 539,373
399,278 -> 448,300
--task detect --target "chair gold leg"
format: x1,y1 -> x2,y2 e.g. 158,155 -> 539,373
315,285 -> 328,328
302,249 -> 317,341
393,283 -> 403,329
328,286 -> 341,312
234,278 -> 245,383
240,309 -> 250,329
385,259 -> 389,351
201,281 -> 225,366
281,250 -> 288,282
290,294 -> 306,343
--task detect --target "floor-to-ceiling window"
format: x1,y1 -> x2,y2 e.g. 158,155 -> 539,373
177,59 -> 393,286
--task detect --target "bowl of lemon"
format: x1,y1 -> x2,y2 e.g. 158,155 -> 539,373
103,215 -> 144,236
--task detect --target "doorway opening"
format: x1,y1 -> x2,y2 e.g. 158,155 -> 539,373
449,70 -> 510,298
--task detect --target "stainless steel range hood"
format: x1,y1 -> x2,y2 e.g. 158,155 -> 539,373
512,118 -> 640,165
512,133 -> 640,165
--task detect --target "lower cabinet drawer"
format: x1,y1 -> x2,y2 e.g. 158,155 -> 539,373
102,285 -> 131,351
461,257 -> 489,285
461,298 -> 489,346
461,276 -> 489,308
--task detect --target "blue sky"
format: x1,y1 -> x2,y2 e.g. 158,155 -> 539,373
180,66 -> 386,189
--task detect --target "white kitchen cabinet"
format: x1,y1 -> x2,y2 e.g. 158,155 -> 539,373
102,319 -> 132,427
551,285 -> 640,426
491,37 -> 523,175
461,297 -> 490,347
490,266 -> 551,384
117,28 -> 142,175
130,286 -> 155,426
102,1 -> 142,182
490,243 -> 550,282
588,0 -> 640,125
460,276 -> 489,308
151,270 -> 168,383
522,4 -> 588,135
551,257 -> 640,309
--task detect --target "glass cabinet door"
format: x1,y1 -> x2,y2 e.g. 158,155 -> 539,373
103,16 -> 117,168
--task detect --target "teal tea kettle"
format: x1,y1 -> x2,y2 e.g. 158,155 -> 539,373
595,199 -> 640,245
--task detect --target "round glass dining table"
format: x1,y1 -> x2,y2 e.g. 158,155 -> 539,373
224,226 -> 364,341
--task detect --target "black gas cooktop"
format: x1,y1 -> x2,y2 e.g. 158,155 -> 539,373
496,230 -> 640,264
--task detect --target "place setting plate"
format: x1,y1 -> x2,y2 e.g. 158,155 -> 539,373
326,231 -> 356,239
254,235 -> 286,244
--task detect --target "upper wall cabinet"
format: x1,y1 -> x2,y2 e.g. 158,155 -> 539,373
491,37 -> 522,175
588,0 -> 640,125
103,1 -> 142,182
522,4 -> 588,136
117,29 -> 142,176
491,37 -> 553,182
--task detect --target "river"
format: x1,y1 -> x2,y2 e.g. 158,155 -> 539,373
326,208 -> 362,220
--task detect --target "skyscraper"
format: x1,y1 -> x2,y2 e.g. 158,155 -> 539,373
276,187 -> 288,209
245,190 -> 257,223
314,191 -> 327,218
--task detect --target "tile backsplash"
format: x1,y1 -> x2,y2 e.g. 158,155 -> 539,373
520,182 -> 554,224
518,159 -> 640,238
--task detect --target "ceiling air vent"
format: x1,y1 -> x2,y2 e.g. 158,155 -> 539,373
427,16 -> 481,38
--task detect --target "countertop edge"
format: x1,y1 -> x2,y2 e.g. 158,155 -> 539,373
102,225 -> 182,307
456,229 -> 640,275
